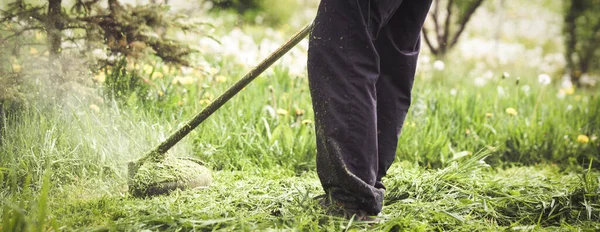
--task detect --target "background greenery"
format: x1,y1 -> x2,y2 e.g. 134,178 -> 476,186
1,0 -> 599,231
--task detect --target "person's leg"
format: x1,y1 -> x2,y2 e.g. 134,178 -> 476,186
374,0 -> 433,189
307,0 -> 403,215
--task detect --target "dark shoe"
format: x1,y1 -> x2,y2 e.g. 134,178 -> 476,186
314,194 -> 381,222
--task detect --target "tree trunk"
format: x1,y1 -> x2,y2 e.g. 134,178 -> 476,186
47,0 -> 63,85
564,0 -> 579,85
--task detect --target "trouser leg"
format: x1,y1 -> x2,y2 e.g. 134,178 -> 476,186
307,0 -> 430,215
374,0 -> 433,189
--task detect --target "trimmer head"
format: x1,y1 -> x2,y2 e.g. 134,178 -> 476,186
128,156 -> 212,197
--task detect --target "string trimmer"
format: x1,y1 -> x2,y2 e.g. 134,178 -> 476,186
128,22 -> 313,197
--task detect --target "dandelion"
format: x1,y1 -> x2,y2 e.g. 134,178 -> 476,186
485,113 -> 493,118
93,72 -> 106,83
561,78 -> 573,88
89,104 -> 100,113
449,88 -> 457,96
203,92 -> 214,100
497,86 -> 506,98
302,119 -> 313,125
537,73 -> 551,86
276,109 -> 288,116
521,85 -> 531,95
35,31 -> 44,40
199,99 -> 211,105
474,77 -> 486,87
181,66 -> 194,75
577,135 -> 589,144
562,87 -> 575,95
566,104 -> 573,111
483,71 -> 494,79
153,72 -> 164,79
433,60 -> 445,71
557,89 -> 566,99
143,64 -> 154,74
295,108 -> 305,116
12,64 -> 22,73
172,76 -> 194,85
505,107 -> 518,116
92,49 -> 107,60
29,47 -> 39,56
216,75 -> 227,83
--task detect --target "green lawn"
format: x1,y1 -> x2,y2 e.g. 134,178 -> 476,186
2,2 -> 600,230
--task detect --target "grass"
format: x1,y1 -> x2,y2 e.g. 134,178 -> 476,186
1,2 -> 600,230
1,58 -> 599,230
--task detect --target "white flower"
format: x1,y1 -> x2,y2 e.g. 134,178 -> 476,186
580,74 -> 597,87
497,86 -> 506,98
92,49 -> 107,60
521,85 -> 531,95
474,77 -> 486,87
561,75 -> 573,88
433,60 -> 445,71
502,72 -> 510,79
566,104 -> 573,111
538,74 -> 551,86
180,66 -> 194,75
450,88 -> 458,96
420,55 -> 431,64
557,90 -> 566,99
484,71 -> 494,79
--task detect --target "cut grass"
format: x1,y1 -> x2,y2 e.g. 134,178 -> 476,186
2,154 -> 598,231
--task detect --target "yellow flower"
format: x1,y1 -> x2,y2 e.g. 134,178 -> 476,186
276,109 -> 288,116
35,31 -> 44,40
89,104 -> 100,113
505,108 -> 518,116
577,135 -> 589,144
158,90 -> 164,97
302,119 -> 313,125
216,75 -> 227,83
203,92 -> 214,100
12,64 -> 22,73
295,108 -> 305,116
29,47 -> 39,56
177,100 -> 184,106
172,76 -> 194,85
153,72 -> 164,79
465,129 -> 471,135
485,113 -> 493,118
93,72 -> 106,83
143,64 -> 154,74
562,87 -> 575,95
199,99 -> 211,105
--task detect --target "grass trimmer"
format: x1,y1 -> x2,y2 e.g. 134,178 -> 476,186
128,22 -> 313,197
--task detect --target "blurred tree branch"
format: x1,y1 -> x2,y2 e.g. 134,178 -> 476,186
422,0 -> 485,57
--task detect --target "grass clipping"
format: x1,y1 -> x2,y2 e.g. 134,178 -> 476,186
129,156 -> 212,197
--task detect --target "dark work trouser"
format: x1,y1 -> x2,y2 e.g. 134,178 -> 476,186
307,0 -> 432,215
